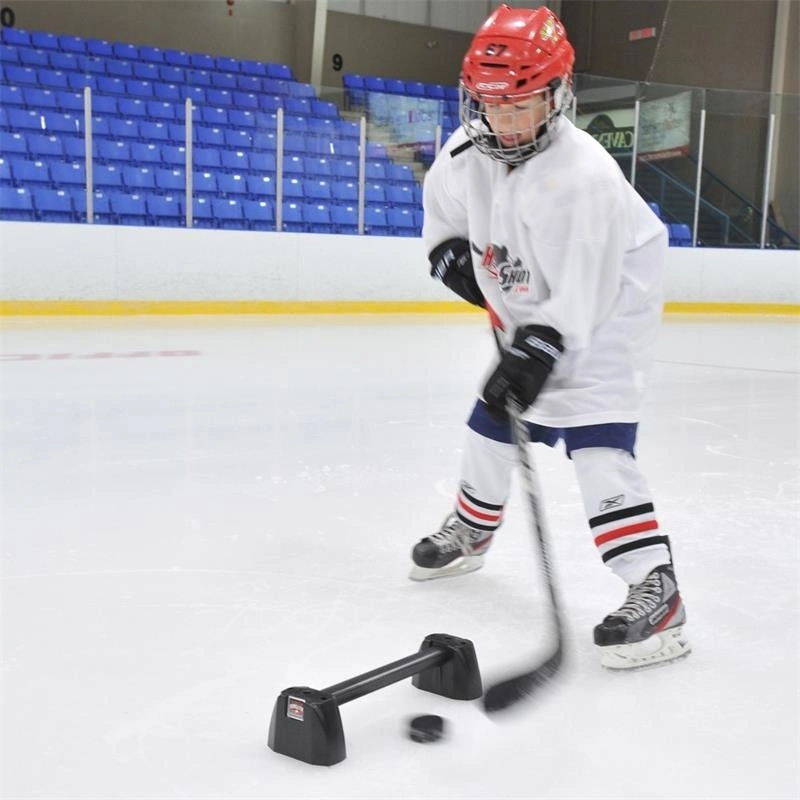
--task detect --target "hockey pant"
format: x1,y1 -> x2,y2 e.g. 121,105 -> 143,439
455,402 -> 672,585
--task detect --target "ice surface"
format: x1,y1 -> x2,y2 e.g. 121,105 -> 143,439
1,314 -> 798,799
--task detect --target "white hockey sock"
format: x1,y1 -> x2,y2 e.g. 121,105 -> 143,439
455,427 -> 516,532
572,447 -> 671,585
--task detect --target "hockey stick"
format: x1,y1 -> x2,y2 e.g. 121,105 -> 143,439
482,329 -> 566,713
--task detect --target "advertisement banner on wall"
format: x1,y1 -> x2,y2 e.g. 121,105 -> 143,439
577,90 -> 692,161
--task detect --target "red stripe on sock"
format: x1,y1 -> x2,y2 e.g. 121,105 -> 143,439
457,494 -> 502,523
594,519 -> 659,546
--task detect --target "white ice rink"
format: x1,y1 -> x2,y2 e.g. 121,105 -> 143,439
1,313 -> 798,800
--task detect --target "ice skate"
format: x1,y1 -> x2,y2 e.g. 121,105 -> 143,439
594,564 -> 691,670
409,513 -> 493,581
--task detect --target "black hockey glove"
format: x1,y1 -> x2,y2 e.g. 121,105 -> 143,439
429,238 -> 485,308
483,324 -> 564,419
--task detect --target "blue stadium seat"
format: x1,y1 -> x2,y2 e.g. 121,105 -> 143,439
10,158 -> 50,186
109,118 -> 139,139
197,126 -> 226,148
0,156 -> 12,184
364,182 -> 386,204
155,167 -> 185,193
126,79 -> 154,98
130,142 -> 162,165
217,172 -> 248,196
122,165 -> 156,191
160,64 -> 185,83
24,86 -> 59,109
426,84 -> 446,100
364,205 -> 391,236
386,163 -> 415,183
19,48 -> 49,68
77,55 -> 105,74
6,65 -> 38,85
146,194 -> 183,227
215,56 -> 240,74
92,94 -> 118,115
284,115 -> 308,133
44,111 -> 82,136
187,68 -> 212,87
62,136 -> 86,160
200,106 -> 228,126
194,148 -> 221,169
207,88 -> 234,106
303,156 -> 333,177
303,179 -> 332,200
211,73 -> 237,90
113,42 -> 139,60
7,107 -> 42,132
236,74 -> 262,93
25,133 -> 62,158
54,90 -> 85,112
385,78 -> 405,95
193,171 -> 218,196
668,223 -> 692,246
0,187 -> 35,220
97,76 -> 127,95
405,81 -> 426,97
303,201 -> 333,233
332,139 -> 359,158
133,62 -> 160,82
239,59 -> 267,77
228,109 -> 257,128
246,174 -> 276,198
284,97 -> 311,116
191,196 -> 214,228
97,140 -> 131,163
388,207 -> 418,236
307,117 -> 336,137
267,62 -> 294,80
212,197 -> 247,229
153,82 -> 182,102
163,49 -> 191,67
161,144 -> 187,166
330,203 -> 358,234
365,160 -> 387,181
282,133 -> 307,154
281,200 -> 305,232
147,100 -> 175,121
331,159 -> 358,179
282,177 -> 304,198
262,77 -> 288,95
48,52 -> 79,72
220,150 -> 250,172
190,52 -> 215,71
50,161 -> 86,188
139,45 -> 164,63
59,34 -> 86,54
33,187 -> 75,222
180,85 -> 206,105
224,129 -> 252,149
342,74 -> 365,109
311,100 -> 338,119
77,189 -> 113,224
242,198 -> 274,231
106,59 -> 134,79
68,73 -> 96,91
386,184 -> 419,207
331,179 -> 358,203
109,192 -> 148,225
232,91 -> 258,110
248,153 -> 277,174
363,76 -> 385,94
283,155 -> 305,174
94,164 -> 124,189
2,27 -> 31,47
138,120 -> 170,142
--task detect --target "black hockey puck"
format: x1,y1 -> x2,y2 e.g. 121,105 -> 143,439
407,714 -> 446,743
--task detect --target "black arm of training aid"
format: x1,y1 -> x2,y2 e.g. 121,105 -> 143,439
268,633 -> 482,766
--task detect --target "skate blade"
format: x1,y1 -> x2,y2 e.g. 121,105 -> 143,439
408,554 -> 485,582
598,625 -> 691,671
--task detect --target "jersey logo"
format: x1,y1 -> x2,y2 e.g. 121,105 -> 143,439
480,244 -> 530,294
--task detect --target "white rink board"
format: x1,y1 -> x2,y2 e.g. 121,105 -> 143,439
0,220 -> 798,304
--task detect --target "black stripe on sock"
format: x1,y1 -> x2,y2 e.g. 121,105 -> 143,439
460,487 -> 504,512
601,535 -> 670,564
455,510 -> 497,532
590,502 -> 655,529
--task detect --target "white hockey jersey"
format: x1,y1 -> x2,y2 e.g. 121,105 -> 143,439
422,117 -> 668,428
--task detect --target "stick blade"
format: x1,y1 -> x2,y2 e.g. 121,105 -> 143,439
482,647 -> 563,714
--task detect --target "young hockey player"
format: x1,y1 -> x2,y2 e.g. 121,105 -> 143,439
411,4 -> 690,669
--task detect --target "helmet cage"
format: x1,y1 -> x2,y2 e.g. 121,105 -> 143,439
459,76 -> 573,166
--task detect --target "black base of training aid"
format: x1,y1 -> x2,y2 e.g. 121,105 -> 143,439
268,633 -> 482,766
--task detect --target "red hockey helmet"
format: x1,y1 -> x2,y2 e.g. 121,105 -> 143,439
459,5 -> 575,164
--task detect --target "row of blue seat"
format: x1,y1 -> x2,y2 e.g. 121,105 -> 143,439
0,129 -> 370,160
2,170 -> 420,209
0,186 -> 422,235
2,61 -> 314,98
343,73 -> 457,102
1,26 -> 295,79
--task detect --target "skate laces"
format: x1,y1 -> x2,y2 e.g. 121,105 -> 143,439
428,515 -> 483,555
614,571 -> 664,622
